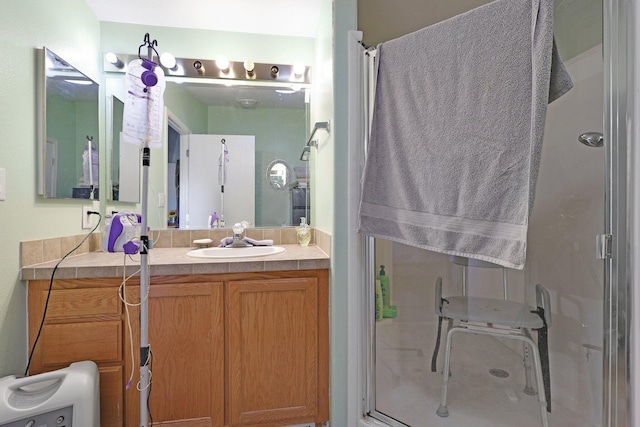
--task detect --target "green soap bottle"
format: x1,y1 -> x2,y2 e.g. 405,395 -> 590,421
377,265 -> 391,308
375,279 -> 383,320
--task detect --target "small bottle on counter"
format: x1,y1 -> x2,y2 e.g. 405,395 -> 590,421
297,217 -> 311,246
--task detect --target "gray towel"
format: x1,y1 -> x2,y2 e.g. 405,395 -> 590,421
358,0 -> 572,269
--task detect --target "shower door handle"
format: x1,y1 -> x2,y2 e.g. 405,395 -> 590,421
596,234 -> 612,259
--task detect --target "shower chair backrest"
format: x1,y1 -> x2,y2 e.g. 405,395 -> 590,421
535,283 -> 552,327
450,255 -> 509,299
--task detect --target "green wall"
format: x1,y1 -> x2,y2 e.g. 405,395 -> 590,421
206,106 -> 306,226
0,0 -> 102,376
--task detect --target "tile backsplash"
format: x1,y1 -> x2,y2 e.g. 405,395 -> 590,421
20,233 -> 103,267
20,227 -> 331,268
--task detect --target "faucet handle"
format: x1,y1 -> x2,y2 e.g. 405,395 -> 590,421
232,223 -> 245,235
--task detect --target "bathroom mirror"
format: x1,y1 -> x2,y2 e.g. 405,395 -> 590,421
40,47 -> 100,199
107,95 -> 140,202
107,76 -> 311,227
266,159 -> 293,190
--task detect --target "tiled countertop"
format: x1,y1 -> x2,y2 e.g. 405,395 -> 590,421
21,244 -> 330,281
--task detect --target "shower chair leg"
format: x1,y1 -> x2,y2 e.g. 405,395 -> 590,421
523,334 -> 549,427
523,342 -> 536,395
436,326 -> 458,417
435,328 -> 549,427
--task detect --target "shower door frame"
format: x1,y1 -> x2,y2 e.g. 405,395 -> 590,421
349,0 -> 639,425
603,0 -> 635,426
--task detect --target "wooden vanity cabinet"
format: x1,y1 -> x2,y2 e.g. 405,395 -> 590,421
28,270 -> 329,427
28,278 -> 127,427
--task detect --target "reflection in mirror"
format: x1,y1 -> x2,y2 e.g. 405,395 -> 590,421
178,134 -> 256,229
41,48 -> 99,199
109,96 -> 140,202
159,81 -> 311,228
266,159 -> 292,190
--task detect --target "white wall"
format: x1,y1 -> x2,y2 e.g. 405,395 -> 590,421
0,0 -> 102,376
311,0 -> 335,235
332,1 -> 359,426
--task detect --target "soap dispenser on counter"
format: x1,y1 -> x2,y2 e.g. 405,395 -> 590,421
297,217 -> 311,246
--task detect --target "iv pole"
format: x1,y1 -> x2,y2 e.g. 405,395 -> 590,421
219,138 -> 227,227
138,33 -> 155,427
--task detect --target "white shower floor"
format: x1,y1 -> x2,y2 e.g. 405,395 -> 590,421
374,318 -> 597,427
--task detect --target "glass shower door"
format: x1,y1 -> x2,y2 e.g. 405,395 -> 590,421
366,2 -> 607,426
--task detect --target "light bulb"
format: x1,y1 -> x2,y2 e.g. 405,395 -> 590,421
243,60 -> 255,72
216,56 -> 230,71
160,52 -> 177,69
106,52 -> 119,64
105,52 -> 123,68
293,62 -> 306,76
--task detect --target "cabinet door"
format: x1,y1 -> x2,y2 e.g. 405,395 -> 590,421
227,277 -> 318,425
124,282 -> 224,427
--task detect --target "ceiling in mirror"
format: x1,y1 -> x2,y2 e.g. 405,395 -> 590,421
83,0 -> 323,37
183,84 -> 306,109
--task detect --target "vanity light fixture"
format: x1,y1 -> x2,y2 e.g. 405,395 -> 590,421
103,53 -> 311,84
105,52 -> 124,69
159,52 -> 177,70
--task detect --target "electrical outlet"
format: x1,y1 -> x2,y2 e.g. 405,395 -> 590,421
158,192 -> 166,207
82,206 -> 92,229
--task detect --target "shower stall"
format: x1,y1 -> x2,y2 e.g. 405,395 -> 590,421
348,0 -> 637,426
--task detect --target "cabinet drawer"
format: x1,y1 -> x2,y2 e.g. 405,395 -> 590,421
41,321 -> 122,366
41,288 -> 120,319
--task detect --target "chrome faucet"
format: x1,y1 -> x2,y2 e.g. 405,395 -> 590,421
229,221 -> 251,247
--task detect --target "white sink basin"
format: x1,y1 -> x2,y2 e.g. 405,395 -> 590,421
186,246 -> 285,259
